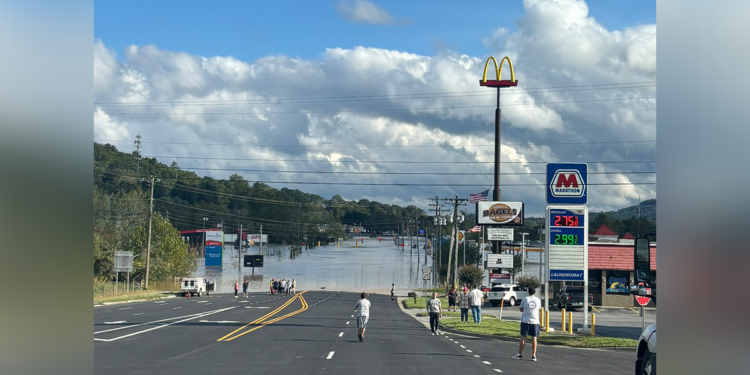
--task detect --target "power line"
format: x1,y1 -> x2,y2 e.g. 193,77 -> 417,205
169,167 -> 656,176
94,96 -> 656,116
139,156 -> 656,164
94,84 -> 655,107
93,81 -> 655,105
93,139 -> 656,148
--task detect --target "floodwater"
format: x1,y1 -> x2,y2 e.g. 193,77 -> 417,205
193,237 -> 435,294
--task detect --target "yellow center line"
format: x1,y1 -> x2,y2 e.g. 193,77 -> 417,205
223,294 -> 309,341
217,292 -> 305,341
629,307 -> 639,314
591,306 -> 601,313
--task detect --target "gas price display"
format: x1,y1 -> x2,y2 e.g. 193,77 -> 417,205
554,233 -> 580,245
549,228 -> 584,246
549,213 -> 584,227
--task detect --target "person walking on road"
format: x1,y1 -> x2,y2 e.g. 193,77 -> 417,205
448,286 -> 458,312
354,292 -> 371,342
292,279 -> 296,295
426,292 -> 443,335
469,285 -> 484,324
234,281 -> 239,298
458,287 -> 470,322
270,278 -> 275,295
242,280 -> 249,298
512,287 -> 542,362
391,283 -> 395,301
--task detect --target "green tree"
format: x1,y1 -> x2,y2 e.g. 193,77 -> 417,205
510,254 -> 523,282
128,213 -> 196,282
515,275 -> 542,290
458,265 -> 484,288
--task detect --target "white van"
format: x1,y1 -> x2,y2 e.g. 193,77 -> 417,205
487,284 -> 529,307
180,278 -> 206,297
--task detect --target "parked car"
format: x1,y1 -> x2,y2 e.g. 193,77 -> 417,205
487,284 -> 528,307
180,278 -> 206,297
555,285 -> 593,311
635,324 -> 656,375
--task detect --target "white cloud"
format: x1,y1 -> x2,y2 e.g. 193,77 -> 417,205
336,0 -> 406,25
94,0 -> 655,216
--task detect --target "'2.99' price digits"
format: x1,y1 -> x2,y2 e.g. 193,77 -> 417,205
554,234 -> 579,245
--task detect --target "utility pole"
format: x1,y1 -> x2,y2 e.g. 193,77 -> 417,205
145,176 -> 154,289
521,232 -> 528,276
441,195 -> 468,290
259,224 -> 263,255
238,221 -> 242,284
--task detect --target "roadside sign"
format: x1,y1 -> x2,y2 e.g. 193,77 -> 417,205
476,201 -> 524,226
635,295 -> 651,306
546,163 -> 587,204
114,251 -> 133,272
487,228 -> 513,241
422,266 -> 431,280
485,254 -> 513,269
490,273 -> 510,281
243,255 -> 264,268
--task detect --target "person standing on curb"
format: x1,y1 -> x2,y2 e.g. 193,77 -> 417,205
354,292 -> 371,342
512,286 -> 542,362
426,292 -> 443,335
458,287 -> 470,323
391,283 -> 395,301
234,281 -> 239,298
292,279 -> 296,295
242,279 -> 249,298
448,286 -> 458,312
469,285 -> 484,324
270,278 -> 275,295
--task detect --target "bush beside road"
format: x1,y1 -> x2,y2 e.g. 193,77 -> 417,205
439,317 -> 638,349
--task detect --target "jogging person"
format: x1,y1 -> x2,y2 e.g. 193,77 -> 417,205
354,292 -> 371,342
426,292 -> 442,335
390,283 -> 395,301
512,287 -> 542,361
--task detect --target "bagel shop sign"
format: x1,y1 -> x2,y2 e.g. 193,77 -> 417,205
476,201 -> 524,226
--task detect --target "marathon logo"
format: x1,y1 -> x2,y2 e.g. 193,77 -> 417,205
550,170 -> 585,198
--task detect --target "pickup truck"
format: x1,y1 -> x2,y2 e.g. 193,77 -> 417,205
555,285 -> 593,311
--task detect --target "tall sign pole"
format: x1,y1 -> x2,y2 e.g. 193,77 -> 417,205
479,56 -> 518,255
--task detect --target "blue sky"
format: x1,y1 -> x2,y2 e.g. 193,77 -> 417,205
95,0 -> 655,62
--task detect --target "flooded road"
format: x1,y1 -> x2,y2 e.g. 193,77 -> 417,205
194,237 -> 435,294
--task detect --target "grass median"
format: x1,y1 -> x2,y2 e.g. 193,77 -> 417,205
416,311 -> 495,318
402,296 -> 449,309
94,291 -> 178,305
440,318 -> 637,349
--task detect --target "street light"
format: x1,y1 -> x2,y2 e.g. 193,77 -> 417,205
202,217 -> 209,256
520,232 -> 528,276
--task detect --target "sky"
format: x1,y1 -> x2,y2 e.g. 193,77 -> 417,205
94,0 -> 657,217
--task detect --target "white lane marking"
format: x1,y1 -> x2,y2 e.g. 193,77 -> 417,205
338,332 -> 344,337
346,321 -> 350,325
493,369 -> 503,373
473,355 -> 481,358
483,361 -> 492,365
460,345 -> 466,348
351,315 -> 354,318
94,307 -> 236,342
154,301 -> 166,304
245,306 -> 270,309
326,351 -> 335,360
205,303 -> 212,305
133,313 -> 144,316
119,308 -> 131,310
95,308 -> 231,334
199,320 -> 240,324
104,321 -> 127,324
197,301 -> 207,303
173,307 -> 182,310
466,350 -> 473,353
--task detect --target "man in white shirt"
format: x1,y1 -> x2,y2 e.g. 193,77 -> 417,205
468,285 -> 484,324
354,292 -> 371,342
512,287 -> 541,361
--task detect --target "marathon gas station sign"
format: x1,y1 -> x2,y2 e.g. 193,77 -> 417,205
204,230 -> 224,267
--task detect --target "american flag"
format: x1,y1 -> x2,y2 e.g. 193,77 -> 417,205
469,225 -> 481,233
469,189 -> 489,203
216,223 -> 222,228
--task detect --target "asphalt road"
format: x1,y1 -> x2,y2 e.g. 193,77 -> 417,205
95,291 -> 634,374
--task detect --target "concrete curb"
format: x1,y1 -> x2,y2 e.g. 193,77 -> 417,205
94,294 -> 177,307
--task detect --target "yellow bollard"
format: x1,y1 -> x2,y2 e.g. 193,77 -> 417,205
541,307 -> 545,328
568,312 -> 573,334
562,308 -> 566,332
591,313 -> 595,336
356,242 -> 359,248
545,311 -> 550,333
337,242 -> 339,248
317,241 -> 320,247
